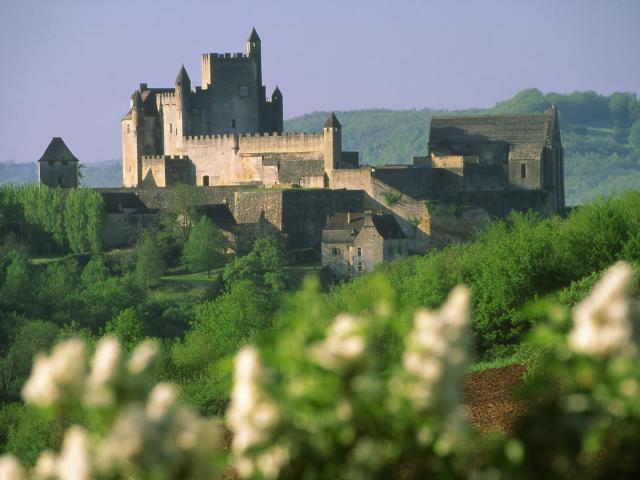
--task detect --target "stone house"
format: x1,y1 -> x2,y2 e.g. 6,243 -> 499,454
100,192 -> 159,249
321,212 -> 409,280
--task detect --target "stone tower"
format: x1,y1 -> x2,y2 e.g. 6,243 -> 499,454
38,137 -> 79,188
323,112 -> 342,171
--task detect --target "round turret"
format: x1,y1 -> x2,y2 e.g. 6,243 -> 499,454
175,64 -> 191,91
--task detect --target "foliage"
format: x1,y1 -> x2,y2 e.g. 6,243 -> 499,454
182,217 -> 228,276
161,184 -> 204,243
630,120 -> 640,151
135,236 -> 166,288
222,236 -> 290,297
2,338 -> 223,479
382,190 -> 402,206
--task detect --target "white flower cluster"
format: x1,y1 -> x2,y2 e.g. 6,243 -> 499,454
308,314 -> 366,371
227,347 -> 288,480
569,262 -> 638,357
22,339 -> 86,408
8,337 -> 221,480
397,286 -> 470,413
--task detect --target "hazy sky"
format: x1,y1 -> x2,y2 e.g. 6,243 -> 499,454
1,0 -> 638,163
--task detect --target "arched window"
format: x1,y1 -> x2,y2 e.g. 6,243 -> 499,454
521,163 -> 527,179
203,175 -> 210,186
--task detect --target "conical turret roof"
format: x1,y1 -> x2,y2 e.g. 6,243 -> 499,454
272,85 -> 282,98
248,27 -> 261,42
324,112 -> 341,128
38,137 -> 79,163
132,90 -> 143,109
176,65 -> 191,85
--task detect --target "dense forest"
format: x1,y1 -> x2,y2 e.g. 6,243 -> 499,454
2,89 -> 639,205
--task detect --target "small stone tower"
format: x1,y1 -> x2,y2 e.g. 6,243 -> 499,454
246,27 -> 262,85
38,137 -> 79,188
175,65 -> 191,138
271,85 -> 283,132
323,112 -> 342,171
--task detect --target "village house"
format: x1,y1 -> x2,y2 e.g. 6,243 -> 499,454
321,212 -> 409,280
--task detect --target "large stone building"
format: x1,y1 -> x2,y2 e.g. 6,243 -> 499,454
122,29 -> 357,188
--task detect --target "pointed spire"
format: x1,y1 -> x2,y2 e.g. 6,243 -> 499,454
272,85 -> 282,99
248,27 -> 261,43
324,112 -> 341,129
175,64 -> 191,86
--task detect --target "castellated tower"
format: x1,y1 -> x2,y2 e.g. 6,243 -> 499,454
121,29 -> 356,188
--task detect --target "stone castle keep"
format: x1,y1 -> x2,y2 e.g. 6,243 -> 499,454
38,28 -> 566,273
122,28 -> 357,189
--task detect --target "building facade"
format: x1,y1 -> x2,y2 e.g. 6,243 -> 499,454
321,212 -> 409,280
121,29 -> 357,188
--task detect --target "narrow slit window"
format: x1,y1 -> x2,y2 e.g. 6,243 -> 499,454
231,119 -> 236,128
521,163 -> 527,179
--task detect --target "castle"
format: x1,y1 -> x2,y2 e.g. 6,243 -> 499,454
37,28 -> 566,268
121,28 -> 357,189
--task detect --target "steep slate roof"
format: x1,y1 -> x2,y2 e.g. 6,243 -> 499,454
176,65 -> 190,85
198,204 -> 236,230
38,137 -> 79,163
100,192 -> 149,214
429,108 -> 556,150
324,112 -> 341,129
322,212 -> 407,244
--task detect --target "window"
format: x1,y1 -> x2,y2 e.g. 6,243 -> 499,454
357,247 -> 362,257
231,119 -> 236,128
203,175 -> 210,186
127,124 -> 130,134
357,262 -> 363,272
169,123 -> 173,133
521,163 -> 527,179
332,247 -> 338,256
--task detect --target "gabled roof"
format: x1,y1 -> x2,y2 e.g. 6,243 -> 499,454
429,108 -> 558,149
38,137 -> 79,163
198,203 -> 236,229
323,212 -> 407,243
100,192 -> 149,214
324,112 -> 341,129
248,27 -> 261,42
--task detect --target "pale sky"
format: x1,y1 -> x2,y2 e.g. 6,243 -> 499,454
0,0 -> 638,162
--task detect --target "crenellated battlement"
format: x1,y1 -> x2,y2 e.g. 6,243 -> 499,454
142,155 -> 188,161
204,52 -> 250,61
183,131 -> 324,142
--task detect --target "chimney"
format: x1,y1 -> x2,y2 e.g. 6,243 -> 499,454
364,211 -> 373,227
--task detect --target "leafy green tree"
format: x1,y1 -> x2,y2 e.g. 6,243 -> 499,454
182,217 -> 228,276
0,320 -> 59,402
103,308 -> 146,350
222,236 -> 289,295
135,236 -> 166,288
64,189 -> 104,253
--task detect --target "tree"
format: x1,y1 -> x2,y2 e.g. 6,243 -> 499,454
182,217 -> 228,276
161,184 -> 204,243
103,308 -> 146,350
222,236 -> 288,295
629,120 -> 640,151
135,236 -> 166,288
